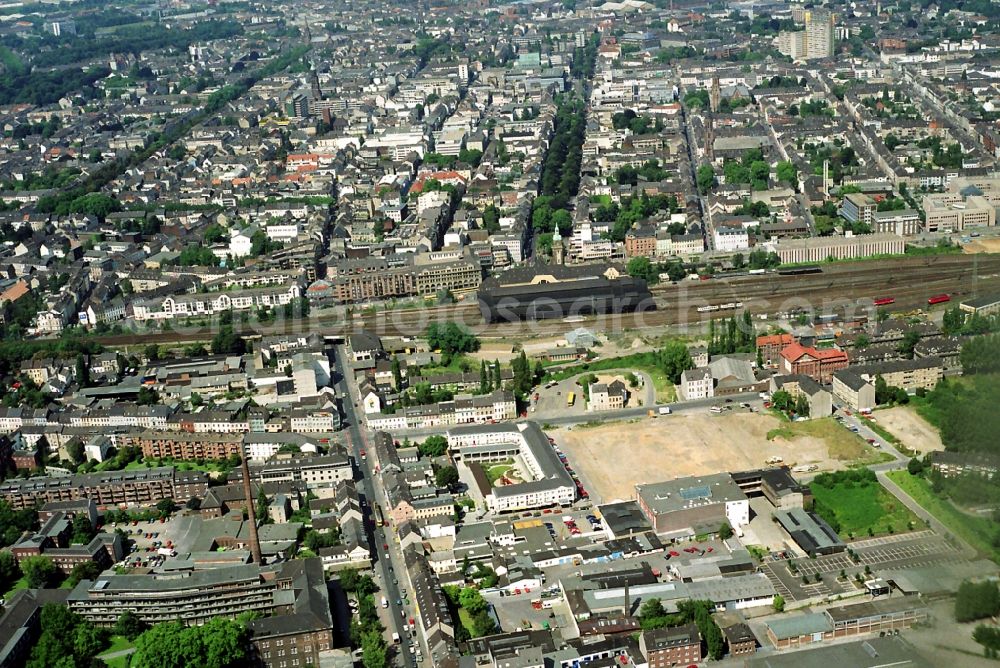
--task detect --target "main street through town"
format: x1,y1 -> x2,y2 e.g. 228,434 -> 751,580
333,346 -> 419,668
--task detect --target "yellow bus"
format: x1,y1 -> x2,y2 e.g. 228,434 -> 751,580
566,392 -> 575,407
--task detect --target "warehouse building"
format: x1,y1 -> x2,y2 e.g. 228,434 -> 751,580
635,473 -> 749,539
478,264 -> 653,322
767,233 -> 905,264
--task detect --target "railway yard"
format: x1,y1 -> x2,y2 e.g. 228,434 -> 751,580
93,253 -> 1000,346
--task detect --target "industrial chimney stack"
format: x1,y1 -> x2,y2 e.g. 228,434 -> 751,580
241,454 -> 263,565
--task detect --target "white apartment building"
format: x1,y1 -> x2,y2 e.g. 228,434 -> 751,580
679,368 -> 714,401
448,422 -> 576,513
713,225 -> 750,252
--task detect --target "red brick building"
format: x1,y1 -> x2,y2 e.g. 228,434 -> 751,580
11,511 -> 123,575
11,445 -> 40,472
121,430 -> 244,461
779,343 -> 848,383
624,226 -> 657,258
756,333 -> 794,368
640,623 -> 702,668
722,622 -> 757,656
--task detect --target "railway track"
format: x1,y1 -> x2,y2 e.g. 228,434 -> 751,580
93,254 -> 1000,346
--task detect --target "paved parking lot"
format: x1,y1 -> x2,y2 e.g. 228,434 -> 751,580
760,531 -> 965,601
484,590 -> 574,636
533,377 -> 590,418
516,506 -> 607,542
110,517 -> 181,568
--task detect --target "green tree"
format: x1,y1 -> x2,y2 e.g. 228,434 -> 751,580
640,597 -> 666,619
0,551 -> 21,592
362,629 -> 388,668
200,617 -> 250,667
203,223 -> 227,244
896,330 -> 921,359
69,192 -> 121,221
961,333 -> 1000,375
339,567 -> 361,593
974,625 -> 1000,653
550,209 -> 572,236
71,514 -> 95,544
776,160 -> 798,187
256,489 -> 269,522
874,375 -> 892,405
75,353 -> 90,388
656,341 -> 694,384
114,610 -> 148,640
418,435 -> 449,458
73,618 -> 106,659
426,322 -> 479,363
664,262 -> 686,282
211,324 -> 246,355
480,360 -> 490,394
510,350 -> 534,398
459,587 -> 488,614
391,357 -> 403,389
696,164 -> 715,195
942,306 -> 966,335
435,466 -> 459,489
626,256 -> 658,284
66,439 -> 86,466
718,523 -> 733,539
155,497 -> 177,517
482,205 -> 501,234
772,594 -> 785,612
137,386 -> 160,406
956,580 -> 1000,623
131,618 -> 249,668
131,621 -> 194,668
27,604 -> 106,668
907,457 -> 925,476
771,390 -> 793,412
21,555 -> 59,588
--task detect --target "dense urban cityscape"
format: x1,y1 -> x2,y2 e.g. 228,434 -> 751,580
0,0 -> 998,667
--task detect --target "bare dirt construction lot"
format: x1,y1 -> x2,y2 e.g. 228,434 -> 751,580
553,413 -> 878,502
904,598 -> 994,668
876,406 -> 945,455
963,238 -> 1000,254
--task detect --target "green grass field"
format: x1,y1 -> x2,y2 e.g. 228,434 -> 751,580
810,478 -> 920,538
457,608 -> 477,638
97,635 -> 135,668
2,575 -> 28,601
486,461 -> 514,486
767,417 -> 888,464
411,354 -> 482,377
887,470 -> 999,562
